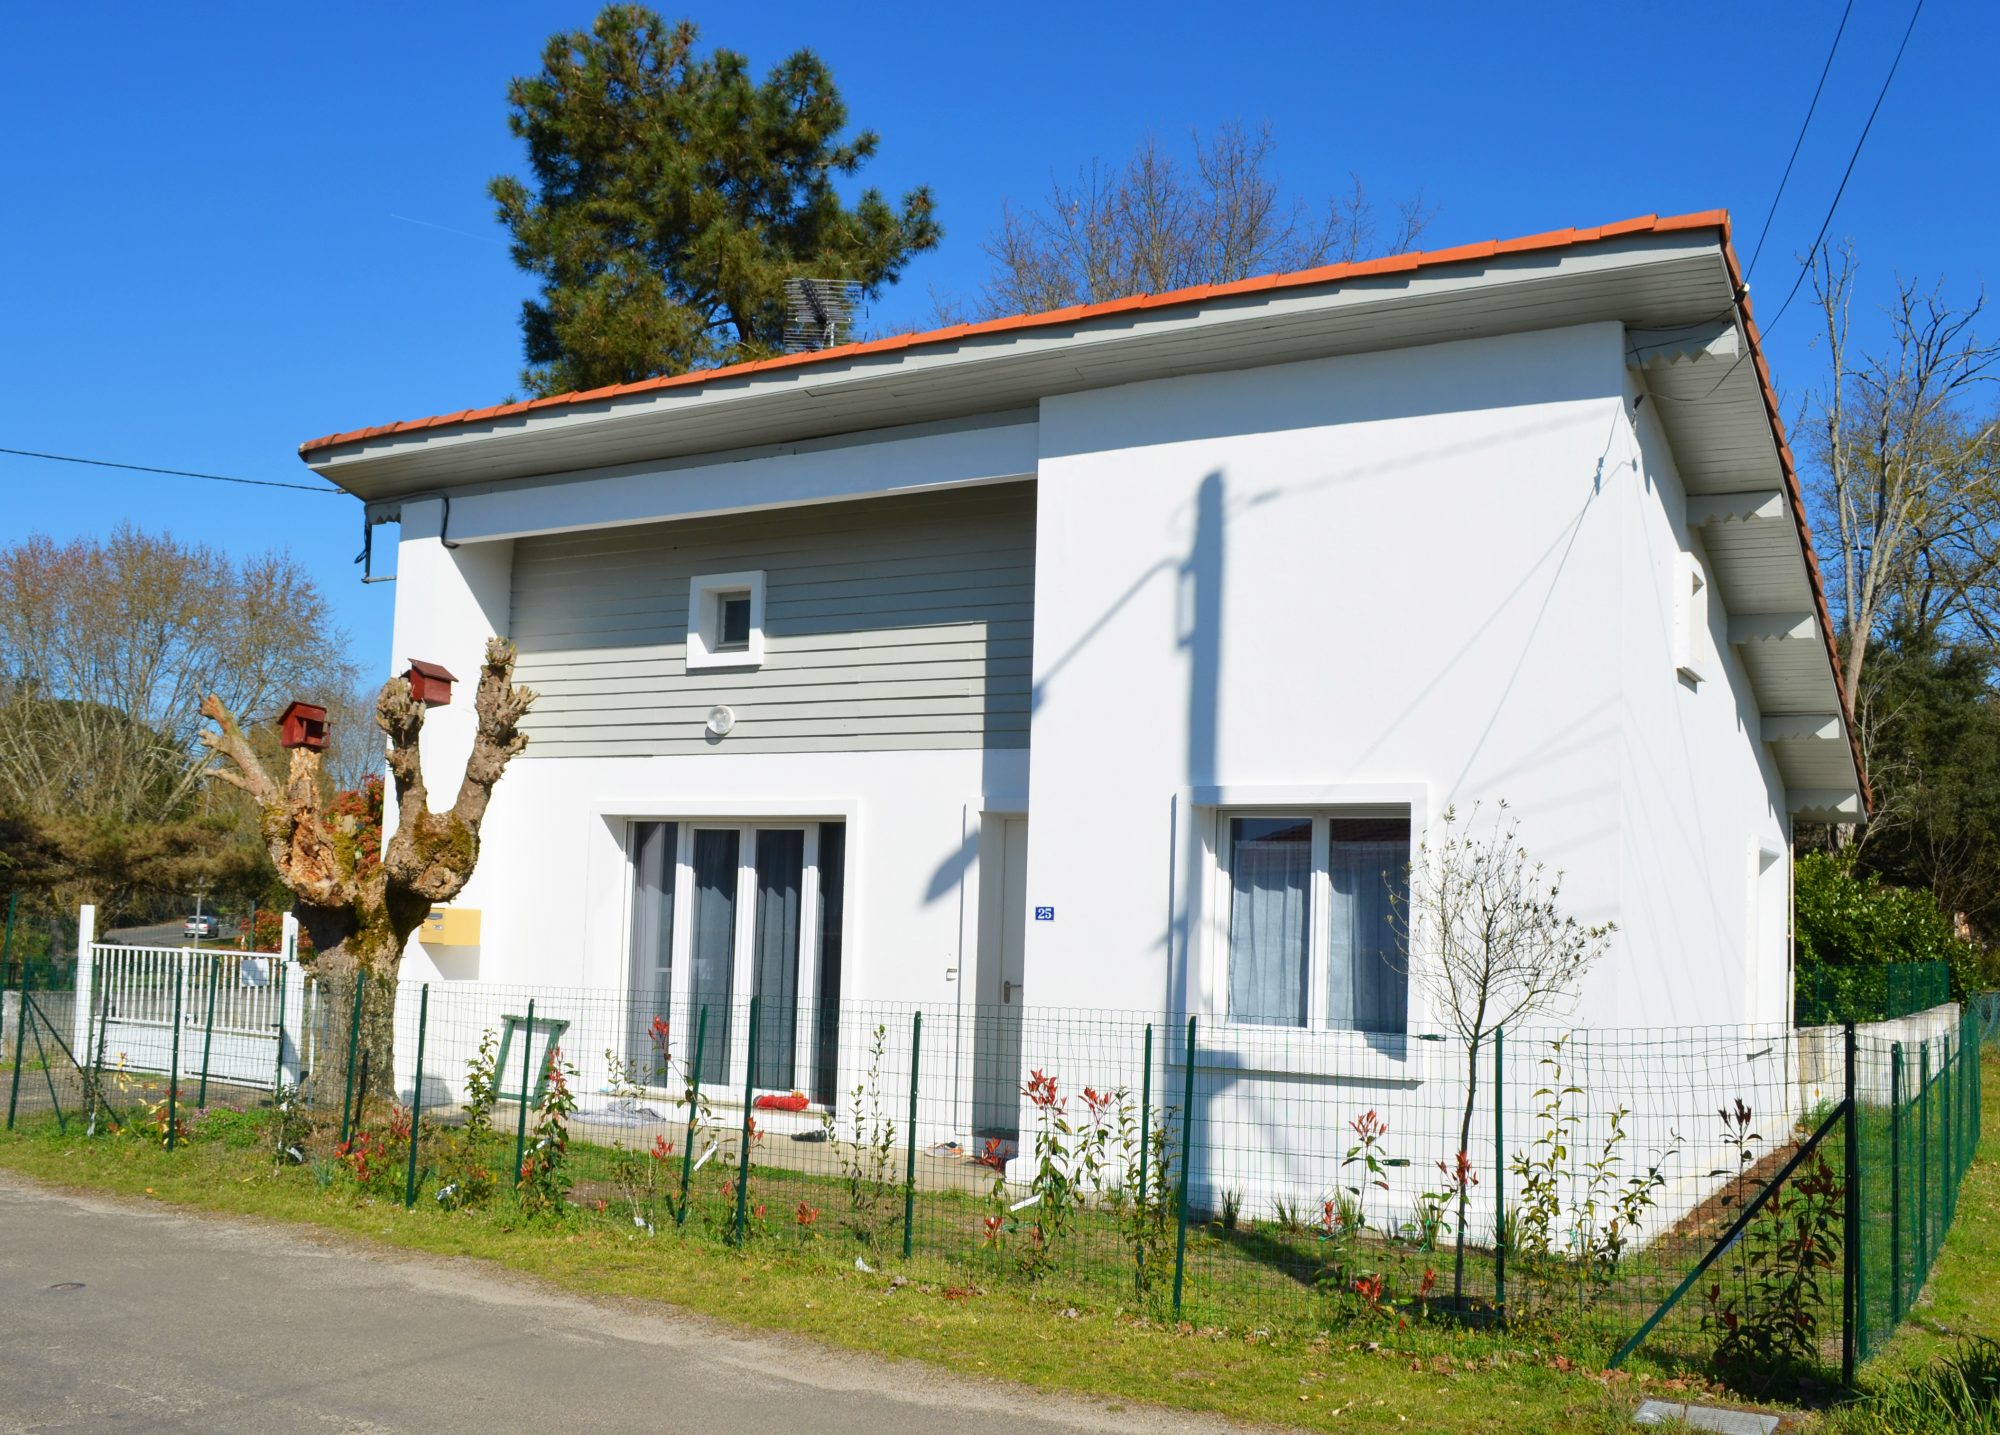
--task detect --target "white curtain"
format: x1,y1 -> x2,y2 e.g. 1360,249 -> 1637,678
689,828 -> 740,1084
1327,833 -> 1407,1033
1227,819 -> 1311,1026
626,821 -> 677,1068
751,829 -> 804,1090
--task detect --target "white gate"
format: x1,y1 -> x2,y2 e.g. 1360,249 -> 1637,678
73,911 -> 315,1095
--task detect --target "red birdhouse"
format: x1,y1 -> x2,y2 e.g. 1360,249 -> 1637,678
278,701 -> 329,751
403,659 -> 457,706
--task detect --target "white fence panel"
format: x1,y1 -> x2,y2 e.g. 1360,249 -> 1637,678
80,935 -> 310,1095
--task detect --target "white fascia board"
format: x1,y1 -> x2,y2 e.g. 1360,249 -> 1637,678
305,232 -> 1724,493
435,414 -> 1039,543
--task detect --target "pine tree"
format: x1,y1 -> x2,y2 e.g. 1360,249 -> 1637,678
491,7 -> 941,396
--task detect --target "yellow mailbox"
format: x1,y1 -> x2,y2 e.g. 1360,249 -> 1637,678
418,906 -> 481,947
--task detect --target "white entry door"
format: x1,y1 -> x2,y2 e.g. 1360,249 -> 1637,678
973,815 -> 1028,1137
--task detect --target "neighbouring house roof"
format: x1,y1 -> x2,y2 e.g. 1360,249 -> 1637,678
298,210 -> 1865,817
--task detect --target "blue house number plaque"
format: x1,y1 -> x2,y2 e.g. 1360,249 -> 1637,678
1034,906 -> 1055,921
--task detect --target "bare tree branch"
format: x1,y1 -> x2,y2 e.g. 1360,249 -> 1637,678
972,123 -> 1434,318
1809,243 -> 2000,701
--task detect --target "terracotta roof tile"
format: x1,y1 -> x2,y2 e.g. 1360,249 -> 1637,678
299,211 -> 1733,457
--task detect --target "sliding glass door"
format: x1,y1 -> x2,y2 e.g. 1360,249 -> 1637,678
626,819 -> 844,1097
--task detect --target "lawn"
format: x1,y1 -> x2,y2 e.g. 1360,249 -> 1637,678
0,1047 -> 1989,1433
0,1113 -> 1701,1435
1805,1047 -> 2000,1432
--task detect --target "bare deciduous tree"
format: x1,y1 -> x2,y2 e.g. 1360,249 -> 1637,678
0,527 -> 354,824
0,527 -> 357,919
1390,802 -> 1614,1301
201,639 -> 534,1105
970,121 -> 1433,318
1809,244 -> 2000,698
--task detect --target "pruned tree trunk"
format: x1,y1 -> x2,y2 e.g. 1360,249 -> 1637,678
201,638 -> 533,1113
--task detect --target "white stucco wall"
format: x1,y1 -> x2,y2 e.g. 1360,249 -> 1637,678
1612,378 -> 1795,1029
368,321 -> 1802,1223
1025,322 -> 1667,1025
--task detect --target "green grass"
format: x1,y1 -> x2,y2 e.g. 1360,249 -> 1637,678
1806,1048 -> 2000,1432
3,1048 -> 1989,1432
0,1115 -> 1709,1435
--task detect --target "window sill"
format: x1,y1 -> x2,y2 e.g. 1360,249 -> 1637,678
1180,1022 -> 1432,1083
684,653 -> 763,673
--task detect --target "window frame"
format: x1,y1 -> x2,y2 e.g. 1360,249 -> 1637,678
685,569 -> 766,671
1213,808 -> 1411,1035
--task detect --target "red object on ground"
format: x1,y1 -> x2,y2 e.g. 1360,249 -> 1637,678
753,1092 -> 809,1113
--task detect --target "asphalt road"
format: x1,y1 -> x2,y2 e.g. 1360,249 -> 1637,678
0,1173 -> 1254,1435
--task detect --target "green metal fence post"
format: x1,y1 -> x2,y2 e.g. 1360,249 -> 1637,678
676,1006 -> 707,1226
1494,1026 -> 1506,1316
1918,1041 -> 1931,1280
1136,1022 -> 1153,1294
404,984 -> 429,1208
1942,1036 -> 1955,1229
1890,1041 -> 1904,1327
733,997 -> 759,1244
4,954 -> 27,1130
1171,1015 -> 1196,1319
1843,1020 -> 1859,1386
196,956 -> 220,1109
167,962 -> 185,1152
513,997 -> 535,1189
902,1010 -> 921,1260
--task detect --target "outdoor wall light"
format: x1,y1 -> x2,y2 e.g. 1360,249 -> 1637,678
706,705 -> 736,737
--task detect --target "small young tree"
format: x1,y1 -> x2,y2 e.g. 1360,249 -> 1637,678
199,639 -> 534,1106
1390,802 -> 1614,1302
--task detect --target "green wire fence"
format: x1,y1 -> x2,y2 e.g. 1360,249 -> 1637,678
6,940 -> 1992,1386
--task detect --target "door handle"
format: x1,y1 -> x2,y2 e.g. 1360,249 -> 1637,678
1003,980 -> 1018,1004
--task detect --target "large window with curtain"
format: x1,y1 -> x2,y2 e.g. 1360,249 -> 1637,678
625,819 -> 846,1095
1221,811 -> 1409,1033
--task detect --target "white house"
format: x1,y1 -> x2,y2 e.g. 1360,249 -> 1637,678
298,211 -> 1863,1207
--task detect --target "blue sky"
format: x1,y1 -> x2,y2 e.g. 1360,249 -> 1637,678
4,1 -> 1992,675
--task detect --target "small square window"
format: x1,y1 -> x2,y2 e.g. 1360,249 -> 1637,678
686,571 -> 765,671
717,593 -> 753,650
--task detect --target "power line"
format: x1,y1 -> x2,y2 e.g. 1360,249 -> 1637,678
1758,0 -> 1927,338
0,446 -> 343,495
1745,0 -> 1854,280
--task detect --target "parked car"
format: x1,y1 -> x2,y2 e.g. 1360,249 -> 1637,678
183,913 -> 221,939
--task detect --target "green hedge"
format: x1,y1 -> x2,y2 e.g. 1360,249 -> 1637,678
1795,851 -> 1985,1021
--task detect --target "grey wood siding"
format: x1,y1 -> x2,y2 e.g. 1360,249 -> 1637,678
510,483 -> 1035,756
